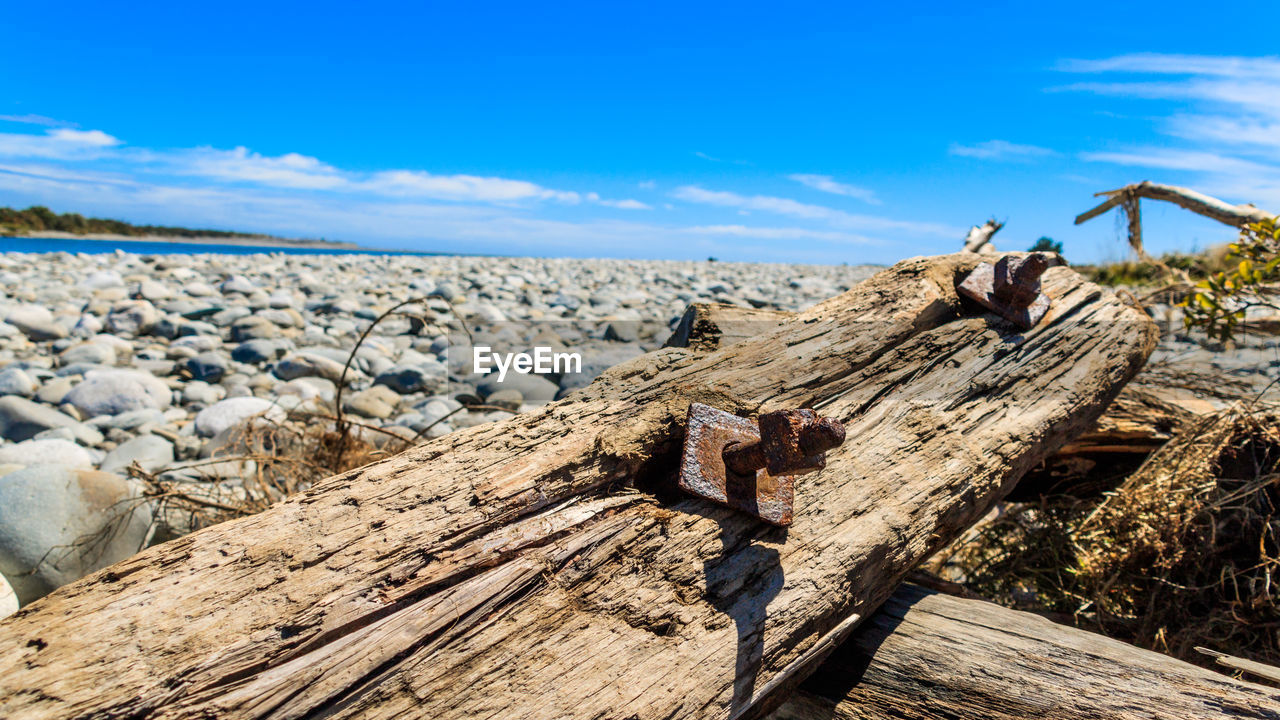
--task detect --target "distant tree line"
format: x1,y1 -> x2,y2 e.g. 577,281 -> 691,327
0,205 -> 274,240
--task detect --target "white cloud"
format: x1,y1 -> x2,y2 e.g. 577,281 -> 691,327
1061,53 -> 1280,209
361,169 -> 575,203
1059,54 -> 1280,79
687,225 -> 881,245
0,128 -> 122,159
672,185 -> 958,236
0,114 -> 72,127
948,140 -> 1057,160
48,129 -> 120,146
170,146 -> 344,189
787,174 -> 880,204
599,198 -> 651,210
1080,149 -> 1271,176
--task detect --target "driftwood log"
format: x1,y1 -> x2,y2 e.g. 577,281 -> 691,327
0,254 -> 1156,720
961,219 -> 1004,255
1075,181 -> 1276,260
768,584 -> 1280,720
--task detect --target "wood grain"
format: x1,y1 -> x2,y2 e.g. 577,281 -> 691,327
771,584 -> 1280,720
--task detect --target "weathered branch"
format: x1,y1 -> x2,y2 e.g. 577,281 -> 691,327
1076,181 -> 1275,229
962,218 -> 1004,255
1075,181 -> 1276,261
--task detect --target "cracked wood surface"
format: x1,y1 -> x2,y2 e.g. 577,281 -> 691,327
0,253 -> 1157,720
770,584 -> 1280,720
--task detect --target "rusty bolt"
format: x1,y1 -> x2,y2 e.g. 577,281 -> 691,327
723,409 -> 846,478
992,253 -> 1050,309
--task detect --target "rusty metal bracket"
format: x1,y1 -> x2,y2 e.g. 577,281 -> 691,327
957,252 -> 1053,329
678,403 -> 845,526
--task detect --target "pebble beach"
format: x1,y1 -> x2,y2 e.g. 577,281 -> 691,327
0,249 -> 879,612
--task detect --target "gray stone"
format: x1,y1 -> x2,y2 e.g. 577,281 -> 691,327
0,396 -> 78,441
34,422 -> 104,447
485,389 -> 523,411
0,572 -> 16,618
0,465 -> 152,604
193,397 -> 286,437
374,364 -> 442,395
100,434 -> 175,474
79,270 -> 124,290
91,408 -> 166,431
59,341 -> 117,367
210,306 -> 252,327
274,377 -> 336,403
229,315 -> 280,342
35,376 -> 76,406
171,337 -> 220,356
0,439 -> 95,469
71,313 -> 104,336
476,371 -> 559,404
342,385 -> 400,419
182,381 -> 226,406
232,338 -> 290,365
0,367 -> 36,398
65,372 -> 162,417
220,275 -> 257,294
273,351 -> 351,383
182,351 -> 229,382
257,308 -> 303,328
133,279 -> 172,301
105,300 -> 159,335
5,305 -> 68,341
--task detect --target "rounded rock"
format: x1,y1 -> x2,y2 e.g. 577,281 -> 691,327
0,438 -> 95,469
0,367 -> 36,398
65,372 -> 162,417
193,397 -> 286,438
0,465 -> 152,604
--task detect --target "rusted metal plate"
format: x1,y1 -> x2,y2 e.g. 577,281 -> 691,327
679,403 -> 795,526
958,258 -> 1051,329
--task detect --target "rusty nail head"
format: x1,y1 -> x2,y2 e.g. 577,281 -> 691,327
958,252 -> 1053,329
679,403 -> 846,526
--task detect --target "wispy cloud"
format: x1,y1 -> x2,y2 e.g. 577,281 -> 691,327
0,128 -> 122,159
787,173 -> 880,204
172,146 -> 346,189
598,198 -> 651,210
672,185 -> 958,236
1061,53 -> 1280,208
687,225 -> 881,245
361,169 -> 582,203
948,139 -> 1057,161
0,114 -> 74,128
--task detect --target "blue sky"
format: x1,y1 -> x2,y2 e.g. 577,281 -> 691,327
2,2 -> 1279,263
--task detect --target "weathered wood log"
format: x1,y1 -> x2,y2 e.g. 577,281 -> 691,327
962,219 -> 1004,255
1075,181 -> 1275,261
768,584 -> 1280,720
1076,181 -> 1275,229
0,254 -> 1156,720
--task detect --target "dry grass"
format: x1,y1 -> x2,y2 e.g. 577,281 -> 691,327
944,407 -> 1280,670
